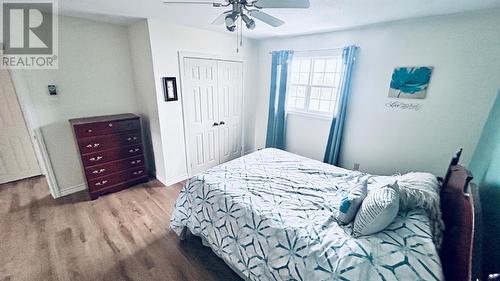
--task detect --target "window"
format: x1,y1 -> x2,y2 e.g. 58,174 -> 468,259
287,54 -> 345,116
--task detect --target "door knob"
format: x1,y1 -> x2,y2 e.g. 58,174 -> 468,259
212,122 -> 219,127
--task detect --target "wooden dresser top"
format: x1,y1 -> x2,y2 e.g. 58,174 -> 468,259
69,113 -> 139,125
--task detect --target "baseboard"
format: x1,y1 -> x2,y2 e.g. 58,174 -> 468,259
244,148 -> 256,155
59,183 -> 87,197
163,173 -> 189,187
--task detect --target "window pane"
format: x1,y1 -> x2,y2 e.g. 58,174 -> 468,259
288,85 -> 297,97
324,73 -> 335,85
299,73 -> 309,84
336,61 -> 344,72
291,60 -> 300,73
296,97 -> 305,108
330,100 -> 337,111
296,86 -> 306,97
321,88 -> 332,100
291,73 -> 299,84
300,59 -> 311,72
309,99 -> 319,110
288,97 -> 296,108
334,73 -> 342,87
325,59 -> 337,72
312,73 -> 324,85
311,87 -> 321,99
314,59 -> 326,72
319,100 -> 330,112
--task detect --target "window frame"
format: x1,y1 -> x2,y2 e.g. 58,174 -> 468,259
286,53 -> 345,119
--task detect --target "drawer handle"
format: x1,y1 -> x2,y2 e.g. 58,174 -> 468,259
108,123 -> 113,127
127,137 -> 138,141
92,168 -> 106,174
129,148 -> 140,153
87,129 -> 93,133
133,170 -> 143,175
130,160 -> 142,165
90,156 -> 103,161
95,180 -> 108,186
86,143 -> 100,148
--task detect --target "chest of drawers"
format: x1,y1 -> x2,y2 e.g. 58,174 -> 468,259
70,113 -> 148,200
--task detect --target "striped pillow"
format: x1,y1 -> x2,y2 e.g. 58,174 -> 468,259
352,182 -> 400,236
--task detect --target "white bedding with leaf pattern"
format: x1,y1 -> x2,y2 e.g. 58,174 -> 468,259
170,148 -> 443,281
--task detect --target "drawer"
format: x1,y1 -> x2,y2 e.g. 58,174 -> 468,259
81,144 -> 143,166
74,118 -> 140,138
78,130 -> 142,154
84,155 -> 145,180
88,166 -> 146,191
89,176 -> 148,200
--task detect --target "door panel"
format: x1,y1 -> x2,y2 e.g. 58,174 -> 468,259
183,58 -> 220,174
0,69 -> 40,184
217,60 -> 243,163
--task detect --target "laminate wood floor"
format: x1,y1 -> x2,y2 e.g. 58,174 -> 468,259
0,176 -> 242,281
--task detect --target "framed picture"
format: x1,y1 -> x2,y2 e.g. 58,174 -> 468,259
388,66 -> 433,99
162,77 -> 178,102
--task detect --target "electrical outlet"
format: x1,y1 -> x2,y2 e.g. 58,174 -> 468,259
353,163 -> 360,171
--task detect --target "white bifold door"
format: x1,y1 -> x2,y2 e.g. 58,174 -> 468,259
0,70 -> 41,184
182,57 -> 243,175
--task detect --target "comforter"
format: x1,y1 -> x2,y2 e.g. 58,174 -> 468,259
171,148 -> 443,281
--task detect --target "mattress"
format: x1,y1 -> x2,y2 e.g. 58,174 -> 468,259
171,148 -> 443,281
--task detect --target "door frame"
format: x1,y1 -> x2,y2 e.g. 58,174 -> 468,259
177,51 -> 245,177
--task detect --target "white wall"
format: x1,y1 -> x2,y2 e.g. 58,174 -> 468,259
285,113 -> 330,161
256,9 -> 500,176
145,19 -> 260,185
128,20 -> 166,183
11,16 -> 139,195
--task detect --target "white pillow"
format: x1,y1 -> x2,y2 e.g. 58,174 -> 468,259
352,182 -> 400,236
336,181 -> 368,225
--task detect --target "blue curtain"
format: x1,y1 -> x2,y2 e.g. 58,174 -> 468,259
265,50 -> 293,149
324,45 -> 359,165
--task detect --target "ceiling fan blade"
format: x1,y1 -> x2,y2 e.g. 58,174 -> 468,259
253,0 -> 310,8
163,1 -> 223,7
248,10 -> 284,27
211,11 -> 230,25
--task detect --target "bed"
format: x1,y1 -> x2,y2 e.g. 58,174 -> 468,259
170,148 -> 477,281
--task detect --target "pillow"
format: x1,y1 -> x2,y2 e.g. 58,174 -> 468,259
352,182 -> 400,236
336,180 -> 368,225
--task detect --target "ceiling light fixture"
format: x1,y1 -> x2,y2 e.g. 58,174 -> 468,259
241,14 -> 255,30
163,0 -> 310,52
225,13 -> 238,32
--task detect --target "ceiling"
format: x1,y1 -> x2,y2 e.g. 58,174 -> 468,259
60,0 -> 500,39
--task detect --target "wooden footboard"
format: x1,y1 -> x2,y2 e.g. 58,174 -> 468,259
440,150 -> 480,281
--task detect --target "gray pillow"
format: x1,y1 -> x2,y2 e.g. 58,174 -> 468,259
336,181 -> 368,225
352,182 -> 400,236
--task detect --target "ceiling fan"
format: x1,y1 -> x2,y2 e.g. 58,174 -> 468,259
162,0 -> 310,32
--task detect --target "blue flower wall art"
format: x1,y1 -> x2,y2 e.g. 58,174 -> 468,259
388,66 -> 433,99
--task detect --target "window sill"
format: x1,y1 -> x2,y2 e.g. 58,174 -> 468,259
286,110 -> 333,121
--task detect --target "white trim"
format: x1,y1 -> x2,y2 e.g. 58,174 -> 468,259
34,128 -> 61,198
177,51 -> 245,177
59,183 -> 86,197
287,110 -> 333,121
163,173 -> 189,187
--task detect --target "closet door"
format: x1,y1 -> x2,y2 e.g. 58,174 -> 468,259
217,60 -> 243,163
182,58 -> 220,174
